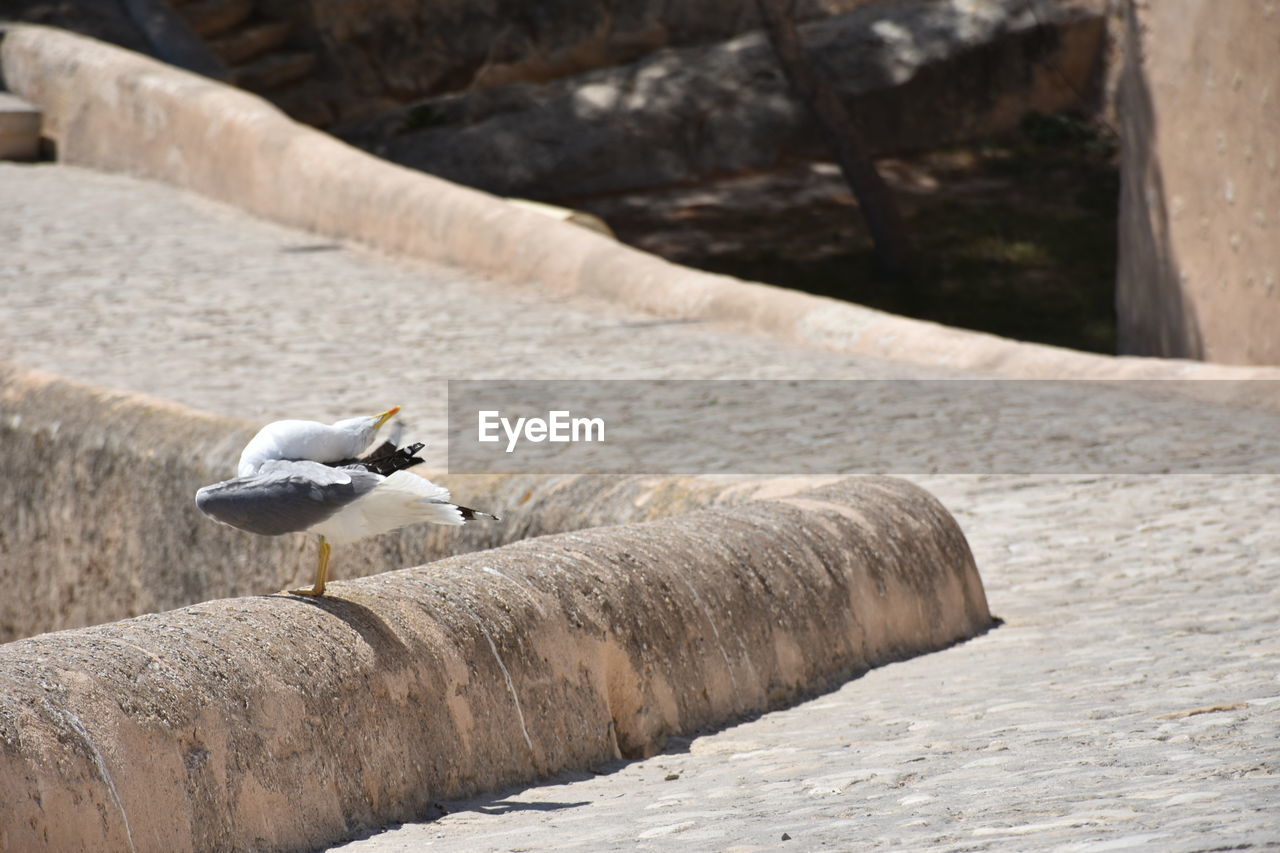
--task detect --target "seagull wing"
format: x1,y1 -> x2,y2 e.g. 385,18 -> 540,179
195,460 -> 382,536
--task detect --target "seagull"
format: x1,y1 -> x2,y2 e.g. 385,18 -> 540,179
195,407 -> 498,596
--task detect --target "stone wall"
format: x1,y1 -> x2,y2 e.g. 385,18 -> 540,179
0,471 -> 990,851
0,360 -> 867,641
1115,0 -> 1280,364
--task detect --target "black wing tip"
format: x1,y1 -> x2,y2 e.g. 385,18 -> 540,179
337,441 -> 427,476
458,506 -> 500,522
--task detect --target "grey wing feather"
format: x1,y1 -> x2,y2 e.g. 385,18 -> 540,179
195,460 -> 382,536
256,459 -> 356,485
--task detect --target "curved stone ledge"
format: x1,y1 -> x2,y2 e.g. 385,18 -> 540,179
4,25 -> 1279,382
0,474 -> 990,852
0,361 -> 844,640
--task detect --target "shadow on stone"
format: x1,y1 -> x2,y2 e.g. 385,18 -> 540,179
264,592 -> 411,664
470,798 -> 591,815
1114,0 -> 1202,359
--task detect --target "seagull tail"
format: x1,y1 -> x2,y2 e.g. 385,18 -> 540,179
357,472 -> 499,534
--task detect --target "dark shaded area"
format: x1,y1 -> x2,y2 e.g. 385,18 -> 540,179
120,0 -> 227,78
754,0 -> 910,279
2,0 -> 224,77
260,0 -> 853,127
322,2 -> 1112,354
279,242 -> 344,253
568,114 -> 1120,354
0,0 -> 151,53
467,799 -> 591,815
343,6 -> 1106,201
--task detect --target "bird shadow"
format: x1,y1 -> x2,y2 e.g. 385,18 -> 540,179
465,798 -> 591,815
279,243 -> 343,253
335,796 -> 590,847
259,593 -> 411,664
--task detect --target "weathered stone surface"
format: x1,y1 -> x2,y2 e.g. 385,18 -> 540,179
1,360 -> 899,642
1115,0 -> 1280,365
348,0 -> 1105,197
0,474 -> 989,852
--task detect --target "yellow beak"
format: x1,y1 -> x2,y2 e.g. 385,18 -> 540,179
373,406 -> 401,431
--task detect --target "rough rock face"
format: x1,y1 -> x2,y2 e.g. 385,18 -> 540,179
2,0 -> 226,79
346,0 -> 1105,198
1115,0 -> 1280,365
265,0 -> 885,122
0,0 -> 152,56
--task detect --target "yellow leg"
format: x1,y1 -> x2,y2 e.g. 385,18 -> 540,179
289,537 -> 331,596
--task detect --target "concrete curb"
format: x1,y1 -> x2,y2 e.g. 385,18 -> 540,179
3,25 -> 1278,380
0,475 -> 990,852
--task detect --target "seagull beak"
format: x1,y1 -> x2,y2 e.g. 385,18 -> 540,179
373,406 -> 401,431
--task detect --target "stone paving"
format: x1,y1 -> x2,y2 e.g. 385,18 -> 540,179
3,162 -> 1278,850
338,474 -> 1280,852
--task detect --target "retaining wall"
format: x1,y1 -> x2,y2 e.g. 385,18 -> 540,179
0,360 -> 825,641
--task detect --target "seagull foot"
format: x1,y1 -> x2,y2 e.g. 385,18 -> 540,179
287,585 -> 326,597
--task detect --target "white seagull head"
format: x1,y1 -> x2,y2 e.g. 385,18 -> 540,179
236,406 -> 400,477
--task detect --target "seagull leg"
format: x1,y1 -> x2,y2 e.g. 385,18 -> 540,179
289,537 -> 331,596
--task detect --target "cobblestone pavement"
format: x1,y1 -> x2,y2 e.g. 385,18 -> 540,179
338,474 -> 1280,852
4,163 -> 1278,850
